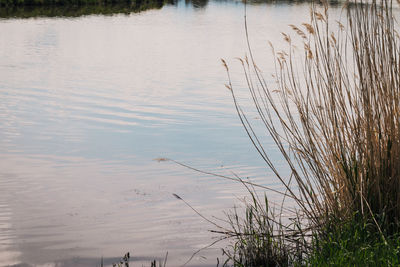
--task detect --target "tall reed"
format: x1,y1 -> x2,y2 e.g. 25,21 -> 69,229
223,0 -> 400,241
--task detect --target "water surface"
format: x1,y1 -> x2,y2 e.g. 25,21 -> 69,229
0,1 -> 342,266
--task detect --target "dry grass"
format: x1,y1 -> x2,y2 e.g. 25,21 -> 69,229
223,0 -> 400,252
166,0 -> 400,265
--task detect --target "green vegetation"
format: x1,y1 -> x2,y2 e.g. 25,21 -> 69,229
0,0 -> 174,17
0,1 -> 170,18
0,0 -> 168,7
0,0 -> 174,18
219,0 -> 400,265
221,193 -> 300,266
308,214 -> 400,266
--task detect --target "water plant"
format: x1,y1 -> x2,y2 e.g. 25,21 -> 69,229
219,0 -> 400,264
106,252 -> 168,267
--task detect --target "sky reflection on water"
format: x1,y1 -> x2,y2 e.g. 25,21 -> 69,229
0,1 -> 340,266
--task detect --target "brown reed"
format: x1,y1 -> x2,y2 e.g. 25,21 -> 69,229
223,0 -> 400,238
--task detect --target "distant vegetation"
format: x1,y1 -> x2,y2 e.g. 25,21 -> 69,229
0,0 -> 341,19
0,0 -> 168,7
0,0 -> 176,18
0,1 -> 169,18
0,0 -> 216,18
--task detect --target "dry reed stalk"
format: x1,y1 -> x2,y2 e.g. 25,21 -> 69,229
224,0 -> 400,234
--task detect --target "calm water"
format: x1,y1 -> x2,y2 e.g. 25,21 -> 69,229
0,1 -> 342,266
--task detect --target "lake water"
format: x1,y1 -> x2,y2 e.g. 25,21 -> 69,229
0,1 -> 343,266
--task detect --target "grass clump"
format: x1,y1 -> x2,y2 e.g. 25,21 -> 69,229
219,0 -> 400,265
307,213 -> 400,266
222,196 -> 292,266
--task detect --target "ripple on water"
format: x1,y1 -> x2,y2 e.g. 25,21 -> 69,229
0,0 -> 338,265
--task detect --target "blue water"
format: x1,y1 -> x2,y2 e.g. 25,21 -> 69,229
0,1 -> 341,266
